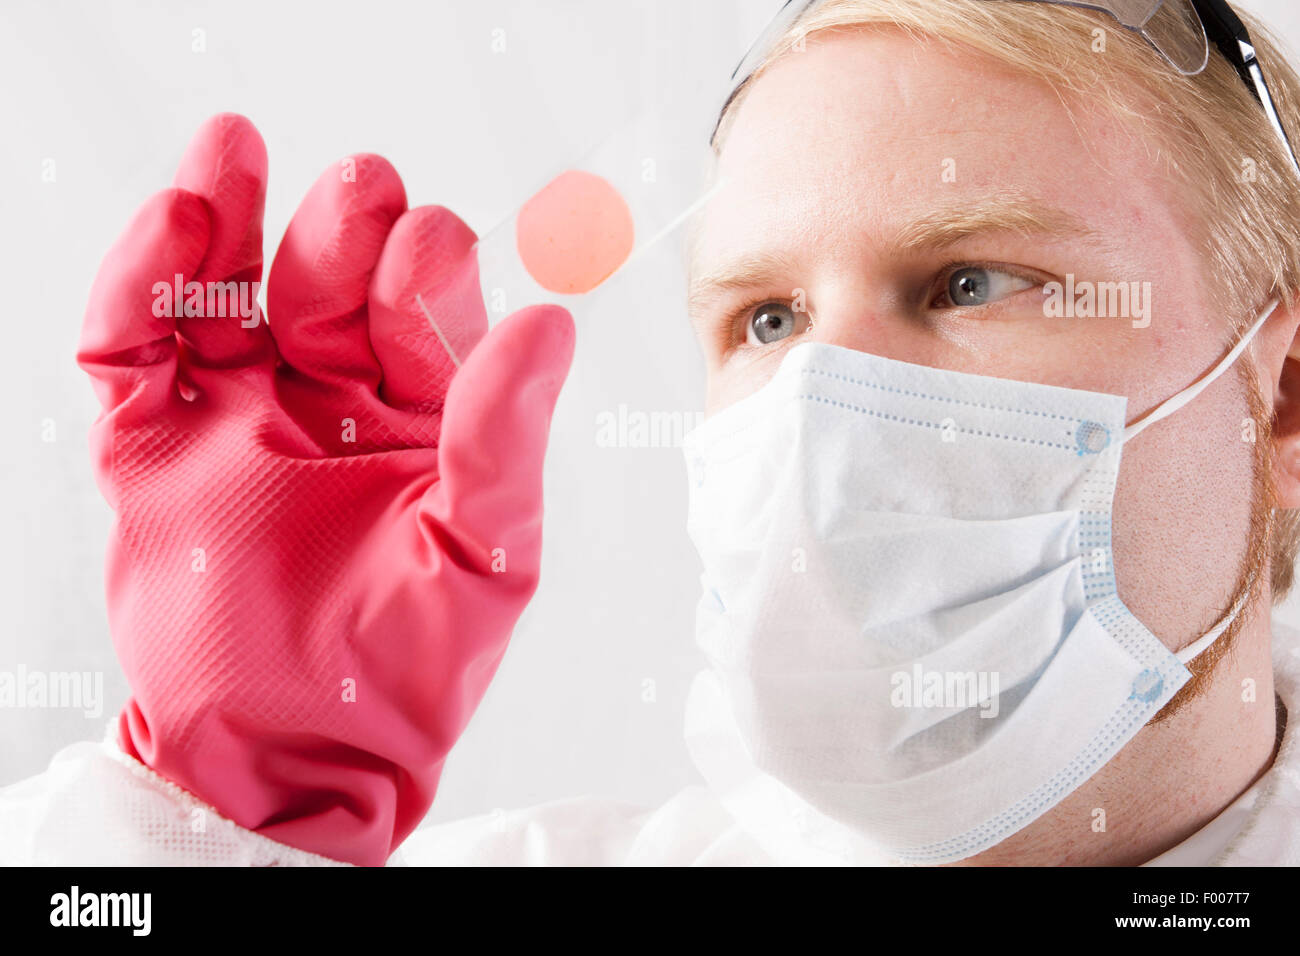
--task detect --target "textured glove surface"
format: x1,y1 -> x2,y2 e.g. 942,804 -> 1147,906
78,113 -> 574,865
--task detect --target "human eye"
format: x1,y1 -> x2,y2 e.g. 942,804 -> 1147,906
738,298 -> 813,347
931,262 -> 1039,309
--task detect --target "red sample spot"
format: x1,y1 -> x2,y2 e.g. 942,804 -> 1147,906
516,170 -> 635,295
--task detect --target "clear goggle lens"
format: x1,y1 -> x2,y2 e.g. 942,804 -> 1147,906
718,0 -> 1212,127
1036,0 -> 1208,75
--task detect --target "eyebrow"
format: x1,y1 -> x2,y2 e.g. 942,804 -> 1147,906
687,248 -> 804,321
891,196 -> 1098,253
686,196 -> 1102,320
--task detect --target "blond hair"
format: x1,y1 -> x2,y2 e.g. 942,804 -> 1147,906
709,0 -> 1300,601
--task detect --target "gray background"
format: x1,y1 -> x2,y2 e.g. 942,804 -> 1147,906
2,0 -> 1298,826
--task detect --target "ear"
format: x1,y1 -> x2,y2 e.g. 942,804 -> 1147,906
1266,301 -> 1300,508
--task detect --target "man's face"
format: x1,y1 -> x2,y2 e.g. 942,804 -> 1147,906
687,28 -> 1260,650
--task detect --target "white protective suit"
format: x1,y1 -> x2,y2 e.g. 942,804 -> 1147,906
2,620 -> 1298,866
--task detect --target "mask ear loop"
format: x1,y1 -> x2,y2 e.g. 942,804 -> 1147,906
1175,575 -> 1256,664
1123,297 -> 1280,443
1121,297 -> 1281,663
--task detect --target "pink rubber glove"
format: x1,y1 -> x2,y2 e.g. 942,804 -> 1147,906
78,113 -> 575,866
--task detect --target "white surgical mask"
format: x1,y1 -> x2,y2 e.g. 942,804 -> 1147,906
680,299 -> 1277,865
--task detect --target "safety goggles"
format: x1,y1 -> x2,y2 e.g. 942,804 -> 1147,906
711,0 -> 1300,175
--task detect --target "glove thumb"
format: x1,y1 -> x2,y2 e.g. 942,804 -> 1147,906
421,304 -> 575,577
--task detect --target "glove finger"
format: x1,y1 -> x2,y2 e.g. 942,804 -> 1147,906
267,153 -> 407,391
420,304 -> 575,576
78,188 -> 211,417
368,205 -> 487,412
170,113 -> 276,369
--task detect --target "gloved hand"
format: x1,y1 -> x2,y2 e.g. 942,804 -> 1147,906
78,113 -> 575,866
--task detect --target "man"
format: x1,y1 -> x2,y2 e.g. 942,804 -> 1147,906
3,0 -> 1299,865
